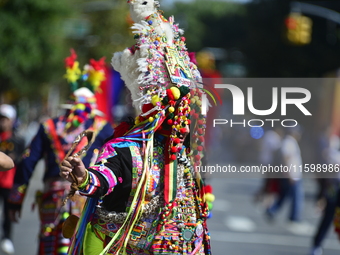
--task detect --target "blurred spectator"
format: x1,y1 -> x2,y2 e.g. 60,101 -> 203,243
266,126 -> 304,224
0,152 -> 14,172
334,188 -> 340,241
310,131 -> 340,255
0,104 -> 25,254
254,127 -> 284,207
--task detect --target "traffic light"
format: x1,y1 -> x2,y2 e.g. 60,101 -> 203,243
285,13 -> 313,45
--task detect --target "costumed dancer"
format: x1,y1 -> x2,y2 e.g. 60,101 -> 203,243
8,50 -> 114,255
0,104 -> 25,254
59,0 -> 212,254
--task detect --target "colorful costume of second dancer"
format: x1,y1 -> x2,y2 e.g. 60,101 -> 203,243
8,52 -> 114,255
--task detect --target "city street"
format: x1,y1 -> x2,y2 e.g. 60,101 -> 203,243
208,173 -> 340,255
2,164 -> 340,254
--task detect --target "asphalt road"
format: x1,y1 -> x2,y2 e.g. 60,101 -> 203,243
207,173 -> 340,255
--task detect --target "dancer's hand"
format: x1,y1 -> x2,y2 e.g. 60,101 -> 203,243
59,156 -> 87,184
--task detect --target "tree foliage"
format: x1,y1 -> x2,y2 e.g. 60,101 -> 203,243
168,0 -> 247,52
0,0 -> 73,99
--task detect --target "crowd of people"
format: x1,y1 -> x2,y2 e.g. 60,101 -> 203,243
256,126 -> 340,255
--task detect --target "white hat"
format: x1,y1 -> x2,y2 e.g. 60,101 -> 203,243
0,104 -> 16,121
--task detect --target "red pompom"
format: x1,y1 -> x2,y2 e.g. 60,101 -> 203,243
167,119 -> 173,125
171,146 -> 178,153
167,89 -> 175,101
174,138 -> 181,144
195,154 -> 201,161
197,146 -> 203,151
204,185 -> 213,194
180,128 -> 187,134
198,136 -> 205,142
197,128 -> 204,135
170,154 -> 177,161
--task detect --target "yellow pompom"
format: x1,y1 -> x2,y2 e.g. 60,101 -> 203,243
170,87 -> 181,100
205,193 -> 216,202
135,117 -> 140,125
151,95 -> 160,106
149,117 -> 154,122
77,104 -> 86,110
169,106 -> 175,113
196,100 -> 202,106
191,98 -> 196,104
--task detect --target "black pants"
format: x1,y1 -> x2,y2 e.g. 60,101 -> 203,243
0,188 -> 11,239
313,181 -> 339,247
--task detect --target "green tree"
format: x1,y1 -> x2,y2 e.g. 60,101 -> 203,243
167,0 -> 247,52
67,0 -> 134,65
0,0 -> 73,100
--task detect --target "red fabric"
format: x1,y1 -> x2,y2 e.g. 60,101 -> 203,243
0,131 -> 15,188
95,66 -> 113,123
0,131 -> 12,141
0,167 -> 16,189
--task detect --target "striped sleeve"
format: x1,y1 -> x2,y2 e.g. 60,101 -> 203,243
78,143 -> 123,197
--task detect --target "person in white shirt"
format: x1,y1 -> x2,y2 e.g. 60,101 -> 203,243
266,126 -> 304,222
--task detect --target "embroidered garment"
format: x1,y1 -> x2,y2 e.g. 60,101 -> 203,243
69,137 -> 211,255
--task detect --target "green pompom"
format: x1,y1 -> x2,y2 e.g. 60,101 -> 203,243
162,96 -> 169,105
179,86 -> 190,97
72,120 -> 80,127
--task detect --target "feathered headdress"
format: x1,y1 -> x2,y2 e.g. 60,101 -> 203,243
62,49 -> 106,130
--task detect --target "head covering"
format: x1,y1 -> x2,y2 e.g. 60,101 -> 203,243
0,104 -> 16,122
62,49 -> 106,130
110,0 -> 214,212
113,0 -> 210,164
